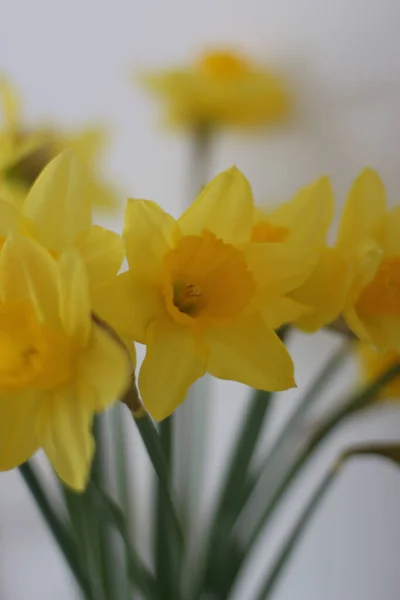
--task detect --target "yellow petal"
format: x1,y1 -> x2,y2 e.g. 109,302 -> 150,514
290,247 -> 351,331
345,239 -> 383,307
0,198 -> 20,236
78,323 -> 132,411
0,390 -> 41,470
178,167 -> 254,243
22,150 -> 92,253
383,206 -> 400,255
37,386 -> 95,491
124,199 -> 181,280
93,271 -> 163,344
270,177 -> 334,247
343,307 -> 371,341
355,313 -> 400,353
0,234 -> 60,326
262,297 -> 308,330
63,128 -> 106,164
205,313 -> 295,391
242,242 -> 317,298
138,316 -> 208,420
74,225 -> 124,291
337,169 -> 386,256
59,250 -> 91,347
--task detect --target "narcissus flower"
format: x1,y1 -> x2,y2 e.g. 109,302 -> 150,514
140,49 -> 290,129
336,169 -> 400,352
0,79 -> 117,210
95,168 -> 317,420
0,150 -> 124,295
358,344 -> 400,401
252,178 -> 350,331
0,235 -> 130,490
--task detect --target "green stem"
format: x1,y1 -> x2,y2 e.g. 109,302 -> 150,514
224,361 -> 400,596
134,412 -> 184,555
155,417 -> 175,598
255,467 -> 338,600
19,462 -> 96,600
91,484 -> 158,599
91,416 -> 114,600
113,404 -> 134,600
238,342 -> 351,530
197,329 -> 288,598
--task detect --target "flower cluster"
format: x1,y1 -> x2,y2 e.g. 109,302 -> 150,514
0,148 -> 398,489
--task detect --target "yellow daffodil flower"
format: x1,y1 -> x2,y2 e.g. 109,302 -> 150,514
0,234 -> 130,490
95,167 -> 319,420
0,79 -> 117,210
140,49 -> 290,129
336,169 -> 400,351
358,344 -> 400,401
252,178 -> 350,331
0,150 -> 124,295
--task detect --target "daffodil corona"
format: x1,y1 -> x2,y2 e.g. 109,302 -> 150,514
95,167 -> 319,420
0,235 -> 130,490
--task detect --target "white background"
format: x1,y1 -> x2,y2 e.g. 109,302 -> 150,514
1,1 -> 400,599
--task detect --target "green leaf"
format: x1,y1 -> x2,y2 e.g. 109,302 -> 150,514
218,359 -> 400,598
91,484 -> 158,599
254,467 -> 338,600
255,442 -> 400,599
19,462 -> 96,600
341,443 -> 400,467
155,416 -> 180,599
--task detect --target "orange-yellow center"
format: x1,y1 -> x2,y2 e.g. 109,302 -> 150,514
251,221 -> 290,243
198,51 -> 251,80
357,256 -> 400,317
162,230 -> 255,325
0,302 -> 74,392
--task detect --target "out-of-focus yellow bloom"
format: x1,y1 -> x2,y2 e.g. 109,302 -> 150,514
0,150 -> 125,295
140,49 -> 290,129
0,235 -> 130,490
336,169 -> 400,352
252,178 -> 350,331
358,344 -> 400,401
0,79 -> 117,211
95,167 -> 319,420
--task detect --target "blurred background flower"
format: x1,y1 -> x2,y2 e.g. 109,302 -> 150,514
140,48 -> 290,129
0,80 -> 119,211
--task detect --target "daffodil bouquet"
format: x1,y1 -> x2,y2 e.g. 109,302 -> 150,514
2,56 -> 400,600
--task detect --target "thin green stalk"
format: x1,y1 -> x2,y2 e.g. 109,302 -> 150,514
200,390 -> 272,595
155,417 -> 175,598
223,361 -> 400,597
134,411 -> 184,553
197,329 -> 288,598
237,342 -> 351,532
91,416 -> 114,600
255,467 -> 338,600
113,404 -> 134,600
19,462 -> 96,600
91,483 -> 158,599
